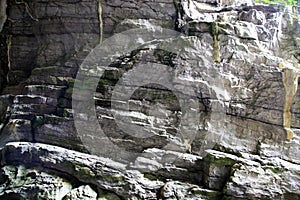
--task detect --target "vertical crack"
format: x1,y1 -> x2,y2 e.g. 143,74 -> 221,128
0,0 -> 7,92
15,0 -> 38,21
280,61 -> 300,140
6,34 -> 11,84
0,0 -> 7,32
173,0 -> 184,32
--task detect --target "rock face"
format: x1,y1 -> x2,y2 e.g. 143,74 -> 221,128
0,0 -> 299,199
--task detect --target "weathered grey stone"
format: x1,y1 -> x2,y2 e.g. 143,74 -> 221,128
224,158 -> 300,199
203,151 -> 236,190
0,142 -> 164,199
234,21 -> 259,40
220,0 -> 253,6
25,85 -> 66,99
0,119 -> 32,146
0,0 -> 299,199
0,165 -> 73,199
239,9 -> 266,25
1,0 -> 100,87
102,0 -> 176,37
34,114 -> 84,152
160,181 -> 222,200
62,185 -> 98,200
0,95 -> 13,123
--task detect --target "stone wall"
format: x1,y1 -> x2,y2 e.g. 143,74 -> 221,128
0,0 -> 299,199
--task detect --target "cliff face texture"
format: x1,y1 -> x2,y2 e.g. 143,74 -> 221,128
0,0 -> 299,199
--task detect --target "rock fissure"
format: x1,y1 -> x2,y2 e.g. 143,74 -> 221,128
5,34 -> 11,84
15,0 -> 38,21
97,0 -> 103,44
0,0 -> 7,32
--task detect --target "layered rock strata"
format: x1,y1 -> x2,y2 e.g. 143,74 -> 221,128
0,0 -> 299,199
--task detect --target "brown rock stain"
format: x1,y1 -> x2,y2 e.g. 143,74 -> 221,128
279,61 -> 300,140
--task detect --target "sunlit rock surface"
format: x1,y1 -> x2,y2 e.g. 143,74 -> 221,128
0,0 -> 299,199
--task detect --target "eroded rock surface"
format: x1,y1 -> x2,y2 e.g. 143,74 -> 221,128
0,0 -> 299,199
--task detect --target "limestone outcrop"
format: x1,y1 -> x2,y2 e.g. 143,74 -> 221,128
0,0 -> 299,199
